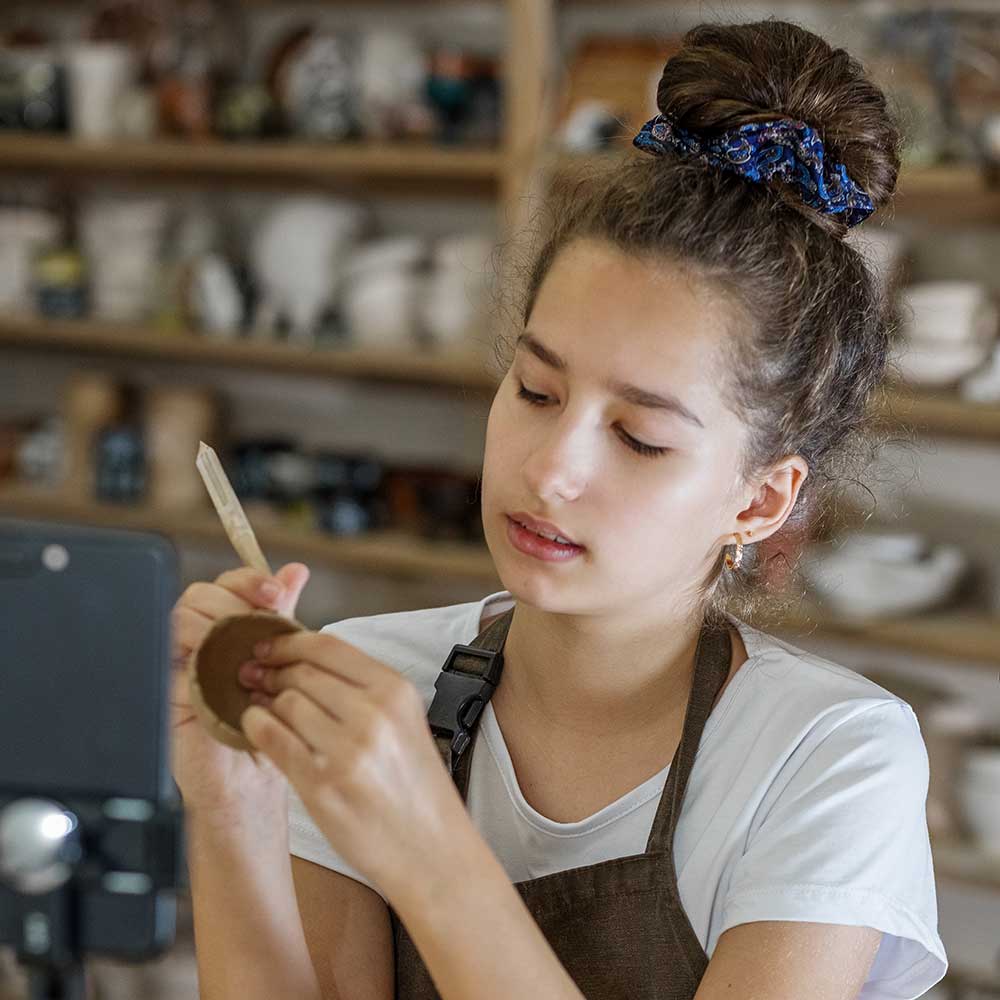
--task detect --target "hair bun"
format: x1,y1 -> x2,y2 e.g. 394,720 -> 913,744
656,19 -> 901,233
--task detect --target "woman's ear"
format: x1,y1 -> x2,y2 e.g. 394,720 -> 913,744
731,456 -> 809,543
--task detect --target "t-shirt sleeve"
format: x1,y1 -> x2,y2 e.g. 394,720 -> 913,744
719,700 -> 948,1000
287,783 -> 388,903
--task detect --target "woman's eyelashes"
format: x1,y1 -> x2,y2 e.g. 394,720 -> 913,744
515,381 -> 670,458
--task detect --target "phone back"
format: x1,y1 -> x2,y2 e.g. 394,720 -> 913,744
0,517 -> 182,960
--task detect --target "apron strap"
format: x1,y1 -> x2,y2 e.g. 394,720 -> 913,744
645,622 -> 732,857
429,607 -> 514,777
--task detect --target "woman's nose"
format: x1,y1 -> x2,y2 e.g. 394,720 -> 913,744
521,424 -> 591,502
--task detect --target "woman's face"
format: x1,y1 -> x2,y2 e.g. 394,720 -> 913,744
481,236 -> 754,619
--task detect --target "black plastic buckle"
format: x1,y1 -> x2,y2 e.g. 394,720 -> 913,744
428,644 -> 502,762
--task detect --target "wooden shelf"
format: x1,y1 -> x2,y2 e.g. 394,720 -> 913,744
0,314 -> 499,391
873,384 -> 1000,442
2,487 -> 998,665
894,163 -> 1000,224
771,602 -> 1000,669
548,151 -> 1000,223
8,135 -> 993,219
0,486 -> 501,583
5,314 -> 1000,438
0,133 -> 504,185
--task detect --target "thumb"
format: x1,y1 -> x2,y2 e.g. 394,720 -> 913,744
273,562 -> 310,618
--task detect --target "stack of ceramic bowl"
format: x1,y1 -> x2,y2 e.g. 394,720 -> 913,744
420,232 -> 495,348
891,281 -> 998,388
80,196 -> 169,323
957,740 -> 1000,857
800,530 -> 968,622
342,236 -> 426,348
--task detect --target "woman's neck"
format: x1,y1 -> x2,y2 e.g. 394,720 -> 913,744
488,600 -> 731,739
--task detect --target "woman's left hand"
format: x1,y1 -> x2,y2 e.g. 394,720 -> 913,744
240,629 -> 467,901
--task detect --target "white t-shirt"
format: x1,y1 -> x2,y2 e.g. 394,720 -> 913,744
288,589 -> 948,1000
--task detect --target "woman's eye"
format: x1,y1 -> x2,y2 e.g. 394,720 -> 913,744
516,382 -> 548,407
515,381 -> 669,458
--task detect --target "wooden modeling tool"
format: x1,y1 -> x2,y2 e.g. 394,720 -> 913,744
189,441 -> 304,754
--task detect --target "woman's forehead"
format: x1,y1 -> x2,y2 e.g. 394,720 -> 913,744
533,239 -> 730,339
527,240 -> 734,401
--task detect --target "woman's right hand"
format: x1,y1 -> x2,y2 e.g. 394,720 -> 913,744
169,562 -> 311,827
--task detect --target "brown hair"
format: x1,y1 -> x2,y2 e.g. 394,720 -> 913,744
492,18 -> 905,628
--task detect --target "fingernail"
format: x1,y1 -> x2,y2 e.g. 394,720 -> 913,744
253,640 -> 272,659
238,661 -> 264,686
259,581 -> 281,601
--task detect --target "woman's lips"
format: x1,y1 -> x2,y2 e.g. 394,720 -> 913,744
507,511 -> 580,546
505,515 -> 586,562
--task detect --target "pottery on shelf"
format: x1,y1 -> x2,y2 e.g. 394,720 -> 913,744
801,531 -> 968,621
342,235 -> 427,347
251,196 -> 366,345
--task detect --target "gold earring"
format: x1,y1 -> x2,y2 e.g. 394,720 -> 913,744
724,529 -> 751,571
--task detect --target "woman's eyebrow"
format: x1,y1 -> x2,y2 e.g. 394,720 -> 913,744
515,332 -> 705,430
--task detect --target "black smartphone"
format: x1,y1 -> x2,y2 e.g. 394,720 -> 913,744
0,517 -> 184,964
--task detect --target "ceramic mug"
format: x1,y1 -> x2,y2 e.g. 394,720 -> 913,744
64,42 -> 135,140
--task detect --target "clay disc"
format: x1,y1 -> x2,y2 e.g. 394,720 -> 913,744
189,611 -> 306,752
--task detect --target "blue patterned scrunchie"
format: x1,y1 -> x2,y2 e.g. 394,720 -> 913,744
633,111 -> 875,228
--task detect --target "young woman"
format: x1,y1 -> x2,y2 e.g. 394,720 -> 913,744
171,19 -> 948,1000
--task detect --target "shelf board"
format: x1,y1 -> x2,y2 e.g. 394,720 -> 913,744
873,383 -> 1000,441
0,314 -> 499,390
548,151 -> 1000,222
4,314 -> 999,438
2,487 -> 998,665
0,487 -> 501,582
0,133 -> 504,184
770,602 -> 1000,669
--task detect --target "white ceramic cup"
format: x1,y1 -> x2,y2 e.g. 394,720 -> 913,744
344,271 -> 422,346
64,43 -> 136,140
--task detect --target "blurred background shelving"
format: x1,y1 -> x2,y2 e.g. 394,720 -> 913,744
1,1 -> 1000,998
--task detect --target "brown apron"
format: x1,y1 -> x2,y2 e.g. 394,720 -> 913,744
389,604 -> 732,999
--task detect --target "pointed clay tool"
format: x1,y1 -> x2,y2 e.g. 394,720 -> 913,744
190,441 -> 305,754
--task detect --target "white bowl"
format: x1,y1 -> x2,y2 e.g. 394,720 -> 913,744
902,279 -> 992,314
837,531 -> 927,563
802,539 -> 968,621
891,338 -> 992,387
899,281 -> 998,345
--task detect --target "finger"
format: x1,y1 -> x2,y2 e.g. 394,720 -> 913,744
170,605 -> 217,659
263,688 -> 347,765
241,703 -> 323,780
272,563 -> 310,618
213,568 -> 289,612
260,661 -> 369,727
177,581 -> 255,623
252,632 -> 374,687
